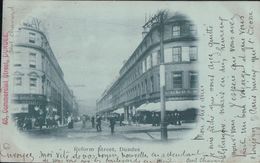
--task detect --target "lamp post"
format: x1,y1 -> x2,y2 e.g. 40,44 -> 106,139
158,11 -> 168,141
143,10 -> 168,141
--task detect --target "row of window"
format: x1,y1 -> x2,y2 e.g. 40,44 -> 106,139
121,71 -> 198,101
14,76 -> 38,94
15,77 -> 37,87
28,31 -> 49,48
172,24 -> 196,38
142,46 -> 197,73
20,31 -> 63,79
98,71 -> 199,107
121,23 -> 197,76
29,32 -> 36,43
124,46 -> 198,87
14,52 -> 37,68
172,71 -> 198,89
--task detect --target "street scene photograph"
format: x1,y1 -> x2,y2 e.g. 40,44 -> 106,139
3,1 -> 260,162
9,1 -> 200,143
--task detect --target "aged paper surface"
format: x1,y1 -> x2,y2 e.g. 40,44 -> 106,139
1,1 -> 260,162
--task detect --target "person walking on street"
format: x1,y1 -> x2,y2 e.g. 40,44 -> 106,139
68,115 -> 74,129
109,116 -> 116,135
119,114 -> 123,126
152,113 -> 156,126
82,115 -> 86,129
96,115 -> 102,132
91,116 -> 95,128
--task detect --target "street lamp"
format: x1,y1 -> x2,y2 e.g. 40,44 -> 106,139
143,10 -> 168,141
159,11 -> 168,141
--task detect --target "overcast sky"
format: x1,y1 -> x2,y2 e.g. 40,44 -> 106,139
8,1 -> 252,114
10,1 -> 170,113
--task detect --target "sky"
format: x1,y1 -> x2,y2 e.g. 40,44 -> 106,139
6,0 -> 256,114
9,1 -> 171,113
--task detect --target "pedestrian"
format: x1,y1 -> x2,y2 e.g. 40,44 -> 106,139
176,112 -> 181,125
46,115 -> 51,128
152,113 -> 156,126
23,116 -> 32,130
136,114 -> 140,126
119,114 -> 123,126
68,115 -> 74,129
132,114 -> 136,125
91,116 -> 95,128
155,114 -> 160,126
96,115 -> 102,132
38,115 -> 44,129
82,115 -> 86,129
109,116 -> 116,135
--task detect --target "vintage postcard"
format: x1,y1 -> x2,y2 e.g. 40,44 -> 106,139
1,0 -> 260,162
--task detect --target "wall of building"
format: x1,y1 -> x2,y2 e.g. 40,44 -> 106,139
97,13 -> 199,114
12,24 -> 77,126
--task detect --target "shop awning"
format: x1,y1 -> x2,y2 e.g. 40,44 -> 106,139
165,100 -> 199,111
136,100 -> 199,112
136,103 -> 160,112
113,108 -> 124,114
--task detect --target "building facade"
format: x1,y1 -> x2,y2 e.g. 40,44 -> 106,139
96,13 -> 199,122
11,19 -> 78,127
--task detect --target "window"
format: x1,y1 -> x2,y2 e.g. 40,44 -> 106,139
14,64 -> 22,67
182,47 -> 190,62
150,76 -> 154,92
152,52 -> 158,66
144,41 -> 147,49
173,47 -> 181,63
190,72 -> 198,88
190,46 -> 198,61
164,48 -> 173,63
146,55 -> 151,70
141,82 -> 144,95
29,32 -> 36,43
138,84 -> 140,96
157,74 -> 160,90
29,53 -> 36,68
145,79 -> 148,93
142,60 -> 146,73
41,36 -> 44,47
190,24 -> 197,35
14,52 -> 22,67
30,78 -> 37,87
42,55 -> 45,70
172,25 -> 180,38
157,50 -> 161,64
172,72 -> 182,89
14,77 -> 22,86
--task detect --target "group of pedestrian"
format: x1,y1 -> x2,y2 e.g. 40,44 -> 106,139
167,112 -> 181,125
151,113 -> 160,126
81,114 -> 116,135
15,114 -> 58,130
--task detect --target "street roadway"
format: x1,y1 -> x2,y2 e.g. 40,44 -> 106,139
24,120 -> 197,142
